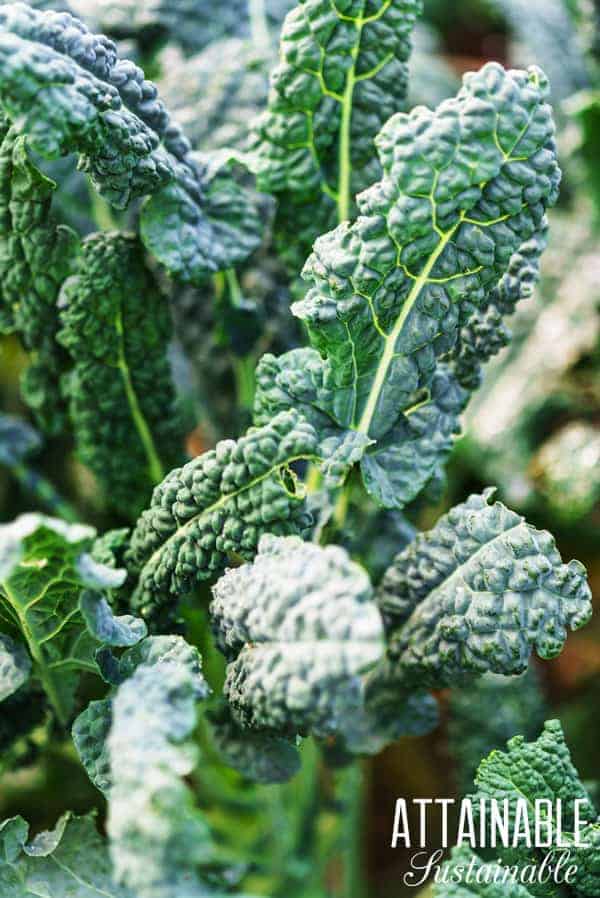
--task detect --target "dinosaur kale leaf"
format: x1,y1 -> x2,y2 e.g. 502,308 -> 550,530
0,2 -> 175,207
251,0 -> 423,269
437,721 -> 600,898
107,644 -> 213,898
58,231 -> 183,517
0,812 -> 136,897
139,150 -> 264,286
377,490 -> 592,688
126,409 -> 319,621
257,62 -> 560,509
0,113 -> 78,433
0,4 -> 263,282
73,634 -> 209,795
210,534 -> 384,737
0,514 -> 146,726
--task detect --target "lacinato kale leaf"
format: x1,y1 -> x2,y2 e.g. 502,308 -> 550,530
126,409 -> 319,620
58,231 -> 183,517
210,534 -> 384,737
107,644 -> 214,898
256,62 -> 560,509
0,113 -> 78,433
0,3 -> 263,282
251,0 -> 423,269
377,490 -> 592,688
0,514 -> 146,725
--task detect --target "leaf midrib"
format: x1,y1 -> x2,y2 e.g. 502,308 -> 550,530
134,452 -> 320,596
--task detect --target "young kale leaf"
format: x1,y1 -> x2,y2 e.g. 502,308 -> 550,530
251,0 -> 423,269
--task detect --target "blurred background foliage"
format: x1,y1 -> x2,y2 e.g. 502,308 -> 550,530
0,1 -> 598,895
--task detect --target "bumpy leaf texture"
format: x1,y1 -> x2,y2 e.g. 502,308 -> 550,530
473,720 -> 599,896
377,490 -> 592,688
0,113 -> 78,433
210,534 -> 384,737
126,409 -> 319,620
251,0 -> 423,270
258,62 -> 560,510
436,722 -> 600,897
58,231 -> 182,517
449,227 -> 547,390
107,651 -> 213,898
0,812 -> 136,897
0,3 -> 262,281
74,634 -> 209,795
0,513 -> 145,725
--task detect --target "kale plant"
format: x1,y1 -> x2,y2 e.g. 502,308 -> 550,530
0,2 -> 596,897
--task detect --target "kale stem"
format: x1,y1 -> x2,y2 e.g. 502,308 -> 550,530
341,761 -> 367,898
232,355 -> 256,412
333,486 -> 350,530
115,305 -> 165,486
224,267 -> 244,309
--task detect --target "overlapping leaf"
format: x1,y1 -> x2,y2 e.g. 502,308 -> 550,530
0,514 -> 145,725
251,0 -> 423,269
107,651 -> 213,898
74,635 -> 209,795
0,114 -> 78,432
0,3 -> 262,281
377,490 -> 592,688
58,232 -> 183,517
126,409 -> 319,620
210,534 -> 384,736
